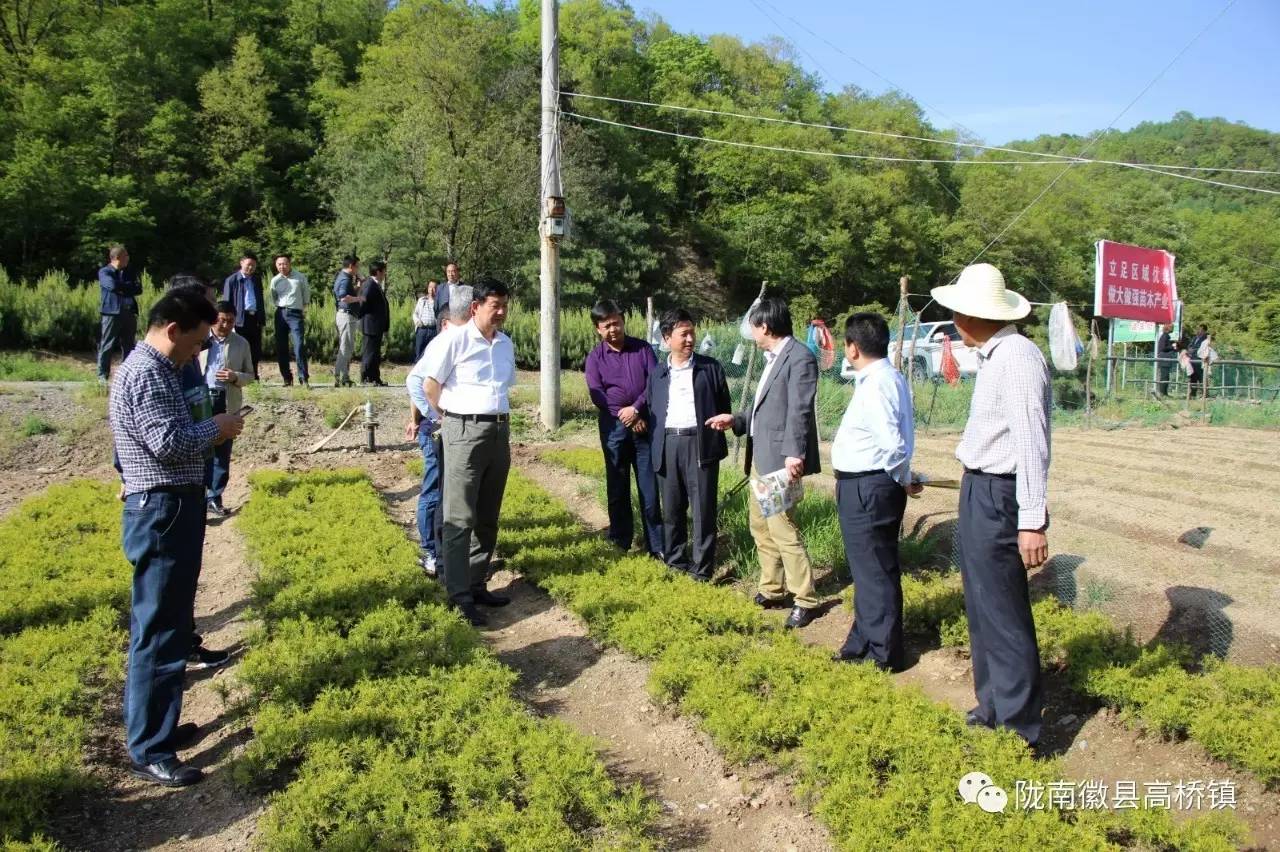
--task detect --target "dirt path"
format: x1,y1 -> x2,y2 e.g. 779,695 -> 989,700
49,477 -> 263,852
366,443 -> 833,851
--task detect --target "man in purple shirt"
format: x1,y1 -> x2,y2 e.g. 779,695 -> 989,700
585,299 -> 663,558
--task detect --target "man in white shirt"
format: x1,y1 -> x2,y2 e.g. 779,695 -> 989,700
405,286 -> 472,579
707,297 -> 821,629
424,279 -> 516,627
931,262 -> 1050,750
829,313 -> 919,671
270,253 -> 310,387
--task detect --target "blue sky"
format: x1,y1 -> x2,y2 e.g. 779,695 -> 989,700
631,0 -> 1280,144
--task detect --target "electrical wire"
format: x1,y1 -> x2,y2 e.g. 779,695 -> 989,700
560,91 -> 1280,177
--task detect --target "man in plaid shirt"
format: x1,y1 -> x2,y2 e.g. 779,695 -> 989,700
110,287 -> 243,787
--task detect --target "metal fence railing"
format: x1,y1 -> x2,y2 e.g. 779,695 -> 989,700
1108,355 -> 1280,402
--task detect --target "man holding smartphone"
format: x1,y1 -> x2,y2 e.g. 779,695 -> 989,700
199,301 -> 255,518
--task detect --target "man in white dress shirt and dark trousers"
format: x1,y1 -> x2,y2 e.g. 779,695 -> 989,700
424,278 -> 516,627
830,313 -> 919,670
707,297 -> 821,629
931,262 -> 1051,750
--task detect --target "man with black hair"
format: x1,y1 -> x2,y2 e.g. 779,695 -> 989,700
424,278 -> 516,627
270,253 -> 310,387
97,244 -> 142,383
221,253 -> 264,378
708,296 -> 820,628
359,261 -> 391,386
584,298 -> 662,558
647,309 -> 731,581
199,301 -> 254,517
830,313 -> 918,671
109,288 -> 244,787
332,255 -> 361,387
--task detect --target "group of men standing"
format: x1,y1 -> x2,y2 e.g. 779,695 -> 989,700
584,262 -> 1052,752
97,248 -> 395,390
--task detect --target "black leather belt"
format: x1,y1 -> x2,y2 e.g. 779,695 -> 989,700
834,469 -> 884,480
445,411 -> 509,423
964,467 -> 1016,480
147,484 -> 204,496
664,427 -> 698,436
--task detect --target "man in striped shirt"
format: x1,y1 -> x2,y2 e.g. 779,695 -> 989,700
110,288 -> 243,787
931,263 -> 1051,751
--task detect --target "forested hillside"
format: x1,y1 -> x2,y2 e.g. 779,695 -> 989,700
1,0 -> 1277,354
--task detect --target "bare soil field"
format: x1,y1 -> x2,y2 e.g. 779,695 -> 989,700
2,374 -> 1277,849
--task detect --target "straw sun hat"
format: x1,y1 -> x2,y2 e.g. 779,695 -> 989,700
930,263 -> 1031,322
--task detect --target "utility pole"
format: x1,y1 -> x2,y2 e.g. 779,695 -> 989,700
539,0 -> 564,430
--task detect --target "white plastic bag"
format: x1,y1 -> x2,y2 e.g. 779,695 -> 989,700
739,297 -> 762,340
1048,302 -> 1080,371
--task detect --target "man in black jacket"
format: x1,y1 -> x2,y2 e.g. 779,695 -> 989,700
220,253 -> 264,379
645,309 -> 731,581
359,261 -> 391,386
1156,324 -> 1178,397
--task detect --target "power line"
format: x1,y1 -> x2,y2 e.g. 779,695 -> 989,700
560,91 -> 1280,177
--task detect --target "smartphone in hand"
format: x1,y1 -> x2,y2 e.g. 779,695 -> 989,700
235,405 -> 254,417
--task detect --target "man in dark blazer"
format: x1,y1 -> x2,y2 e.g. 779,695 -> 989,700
358,261 -> 391,386
1156,324 -> 1178,397
646,308 -> 731,581
97,244 -> 142,382
221,252 -> 264,378
434,261 -> 463,316
708,297 -> 820,628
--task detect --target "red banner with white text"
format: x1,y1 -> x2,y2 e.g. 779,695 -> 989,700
1094,240 -> 1178,324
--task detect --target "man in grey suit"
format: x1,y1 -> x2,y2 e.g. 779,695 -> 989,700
708,297 -> 820,628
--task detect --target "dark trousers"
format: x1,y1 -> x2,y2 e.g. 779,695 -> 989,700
414,326 -> 437,362
360,332 -> 383,383
274,308 -> 308,384
236,316 -> 262,379
599,416 -> 663,557
956,471 -> 1043,745
1156,361 -> 1173,397
98,312 -> 137,379
657,433 -> 718,578
837,471 -> 908,670
121,488 -> 205,764
441,417 -> 511,606
416,425 -> 442,560
204,391 -> 232,505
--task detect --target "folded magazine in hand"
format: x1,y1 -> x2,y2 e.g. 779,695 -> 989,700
750,467 -> 803,518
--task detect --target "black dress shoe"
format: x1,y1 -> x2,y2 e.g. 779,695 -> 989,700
129,757 -> 203,787
783,606 -> 818,629
458,604 -> 488,626
754,592 -> 793,610
472,588 -> 510,607
831,652 -> 893,671
965,707 -> 995,729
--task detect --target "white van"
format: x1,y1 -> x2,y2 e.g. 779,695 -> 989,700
841,321 -> 979,380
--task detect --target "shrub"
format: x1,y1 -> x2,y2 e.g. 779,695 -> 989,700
497,471 -> 1245,849
234,469 -> 656,849
0,352 -> 93,382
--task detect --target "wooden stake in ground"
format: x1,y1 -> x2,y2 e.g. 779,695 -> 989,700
893,275 -> 909,372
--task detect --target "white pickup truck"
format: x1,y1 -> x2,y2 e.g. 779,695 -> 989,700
842,321 -> 979,380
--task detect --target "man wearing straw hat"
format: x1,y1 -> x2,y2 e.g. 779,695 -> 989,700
931,262 -> 1051,751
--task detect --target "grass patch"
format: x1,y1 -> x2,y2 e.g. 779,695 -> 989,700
0,480 -> 129,843
233,469 -> 655,849
498,470 -> 1246,850
0,352 -> 93,382
19,415 -> 54,437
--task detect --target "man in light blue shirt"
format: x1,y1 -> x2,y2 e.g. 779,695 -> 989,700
830,312 -> 919,672
404,286 -> 472,578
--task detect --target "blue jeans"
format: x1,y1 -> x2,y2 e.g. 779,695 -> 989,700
599,416 -> 663,556
274,307 -> 308,383
414,326 -> 437,362
204,391 -> 232,504
121,488 -> 206,764
416,425 -> 441,559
